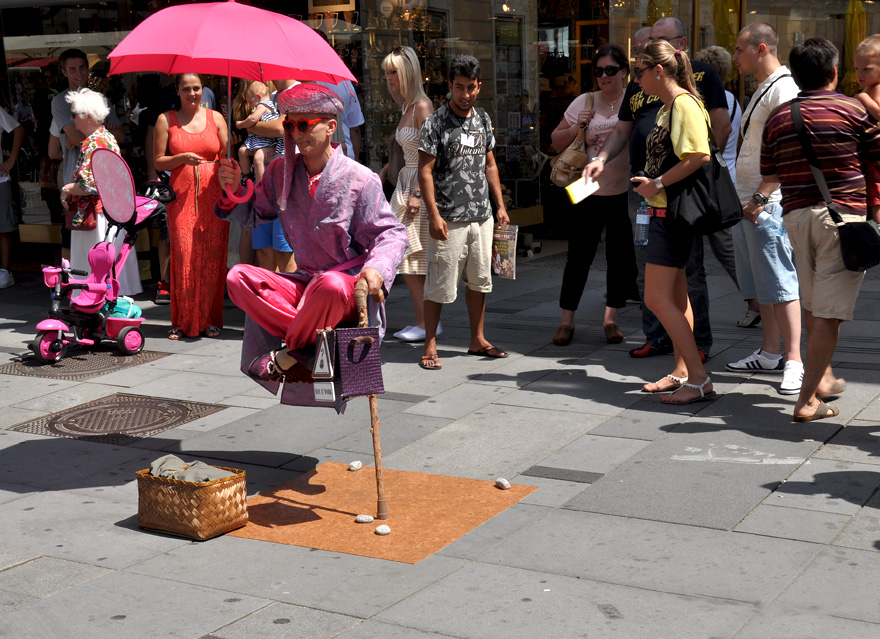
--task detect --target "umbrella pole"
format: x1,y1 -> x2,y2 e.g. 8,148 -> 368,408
355,280 -> 389,520
227,75 -> 233,160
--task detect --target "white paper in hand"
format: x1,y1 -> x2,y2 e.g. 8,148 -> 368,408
565,177 -> 600,204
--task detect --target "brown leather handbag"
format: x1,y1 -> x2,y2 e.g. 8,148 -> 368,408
549,92 -> 594,187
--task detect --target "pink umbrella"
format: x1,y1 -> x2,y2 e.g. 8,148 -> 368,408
108,0 -> 355,202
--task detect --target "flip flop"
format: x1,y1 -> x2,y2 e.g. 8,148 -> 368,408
419,354 -> 442,370
816,379 -> 846,400
467,346 -> 508,358
793,401 -> 840,423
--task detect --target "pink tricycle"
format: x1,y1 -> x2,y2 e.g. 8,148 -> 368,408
30,149 -> 174,364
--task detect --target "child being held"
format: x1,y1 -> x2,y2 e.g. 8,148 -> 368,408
235,80 -> 282,183
854,35 -> 880,216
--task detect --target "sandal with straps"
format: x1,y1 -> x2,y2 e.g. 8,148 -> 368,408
661,376 -> 717,405
168,328 -> 182,340
642,374 -> 687,394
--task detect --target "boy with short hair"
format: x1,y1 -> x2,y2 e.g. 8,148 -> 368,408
417,55 -> 510,370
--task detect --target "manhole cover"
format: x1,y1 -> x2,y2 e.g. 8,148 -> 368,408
10,393 -> 225,445
0,350 -> 170,382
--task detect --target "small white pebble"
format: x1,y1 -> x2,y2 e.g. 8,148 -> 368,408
375,524 -> 391,535
355,514 -> 374,524
495,478 -> 511,490
348,460 -> 363,471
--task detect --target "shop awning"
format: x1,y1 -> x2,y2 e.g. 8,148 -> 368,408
7,56 -> 56,68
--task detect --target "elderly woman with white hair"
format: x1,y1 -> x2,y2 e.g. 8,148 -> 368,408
59,87 -> 142,296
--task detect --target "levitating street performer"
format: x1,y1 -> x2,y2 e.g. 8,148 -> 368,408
216,83 -> 407,383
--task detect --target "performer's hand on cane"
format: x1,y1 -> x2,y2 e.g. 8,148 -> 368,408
357,268 -> 386,303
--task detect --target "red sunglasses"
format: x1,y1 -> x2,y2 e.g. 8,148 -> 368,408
283,117 -> 330,133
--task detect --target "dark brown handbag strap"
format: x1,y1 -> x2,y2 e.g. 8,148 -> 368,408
790,99 -> 845,226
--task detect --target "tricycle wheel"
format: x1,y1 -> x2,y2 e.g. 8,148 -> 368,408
31,331 -> 66,364
117,326 -> 144,355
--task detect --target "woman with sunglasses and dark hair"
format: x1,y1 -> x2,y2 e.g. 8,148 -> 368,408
550,44 -> 638,347
628,41 -> 715,405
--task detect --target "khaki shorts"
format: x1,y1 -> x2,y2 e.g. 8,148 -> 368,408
782,204 -> 865,321
424,216 -> 494,304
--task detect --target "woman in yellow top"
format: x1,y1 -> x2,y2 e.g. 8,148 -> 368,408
630,40 -> 715,405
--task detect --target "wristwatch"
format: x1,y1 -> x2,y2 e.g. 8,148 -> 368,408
590,156 -> 606,164
653,176 -> 665,190
413,189 -> 421,198
752,192 -> 769,205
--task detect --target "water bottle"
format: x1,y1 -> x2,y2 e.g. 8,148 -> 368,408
634,200 -> 650,246
757,211 -> 786,237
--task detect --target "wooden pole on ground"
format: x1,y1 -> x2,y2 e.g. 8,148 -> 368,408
354,279 -> 389,520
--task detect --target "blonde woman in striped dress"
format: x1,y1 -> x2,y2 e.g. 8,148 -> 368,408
379,46 -> 439,342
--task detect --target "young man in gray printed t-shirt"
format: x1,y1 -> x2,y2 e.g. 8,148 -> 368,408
417,55 -> 510,371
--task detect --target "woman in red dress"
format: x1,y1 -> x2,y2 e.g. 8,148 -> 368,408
154,73 -> 229,339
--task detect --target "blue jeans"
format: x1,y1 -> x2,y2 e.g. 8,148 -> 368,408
629,187 -> 712,352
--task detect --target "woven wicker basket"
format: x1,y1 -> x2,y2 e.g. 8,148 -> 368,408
136,466 -> 248,540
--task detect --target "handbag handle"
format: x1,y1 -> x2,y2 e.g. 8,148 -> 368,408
790,100 -> 846,227
347,336 -> 374,364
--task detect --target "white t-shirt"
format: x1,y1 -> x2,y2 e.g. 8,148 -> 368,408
0,107 -> 21,184
563,91 -> 630,195
723,90 -> 742,184
735,66 -> 799,205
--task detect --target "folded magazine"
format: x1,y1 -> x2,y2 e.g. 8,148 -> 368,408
492,224 -> 518,280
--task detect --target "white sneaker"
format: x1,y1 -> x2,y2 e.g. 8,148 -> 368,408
780,360 -> 804,395
0,269 -> 13,289
393,321 -> 443,342
726,348 -> 784,373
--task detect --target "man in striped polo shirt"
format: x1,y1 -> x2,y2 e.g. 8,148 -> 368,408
755,38 -> 880,422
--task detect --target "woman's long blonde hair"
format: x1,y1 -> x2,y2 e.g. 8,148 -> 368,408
381,46 -> 429,109
640,40 -> 699,98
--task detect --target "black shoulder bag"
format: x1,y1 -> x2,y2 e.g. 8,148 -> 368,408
664,93 -> 743,235
791,99 -> 880,272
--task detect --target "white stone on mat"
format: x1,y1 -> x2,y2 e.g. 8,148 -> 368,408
348,460 -> 363,471
355,514 -> 374,523
495,478 -> 511,490
375,524 -> 391,535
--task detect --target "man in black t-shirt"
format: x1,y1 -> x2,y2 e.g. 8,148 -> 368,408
584,17 -> 733,363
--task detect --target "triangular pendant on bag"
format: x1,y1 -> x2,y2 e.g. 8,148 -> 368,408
313,330 -> 334,380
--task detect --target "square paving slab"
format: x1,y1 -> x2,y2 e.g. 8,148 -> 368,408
564,424 -> 820,529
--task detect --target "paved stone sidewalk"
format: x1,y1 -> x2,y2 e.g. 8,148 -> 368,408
0,248 -> 878,639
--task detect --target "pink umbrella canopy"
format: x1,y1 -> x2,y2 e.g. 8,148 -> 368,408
108,0 -> 355,84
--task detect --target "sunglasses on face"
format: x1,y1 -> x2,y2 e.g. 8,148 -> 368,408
283,117 -> 330,133
634,66 -> 653,80
594,65 -> 624,78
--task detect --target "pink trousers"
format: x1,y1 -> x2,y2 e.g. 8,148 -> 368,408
227,265 -> 358,350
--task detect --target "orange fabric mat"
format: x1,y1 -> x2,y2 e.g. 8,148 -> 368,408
228,462 -> 537,563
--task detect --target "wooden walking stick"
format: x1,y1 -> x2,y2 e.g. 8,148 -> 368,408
354,279 -> 389,520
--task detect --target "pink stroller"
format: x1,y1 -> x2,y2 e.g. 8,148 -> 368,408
30,149 -> 174,363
